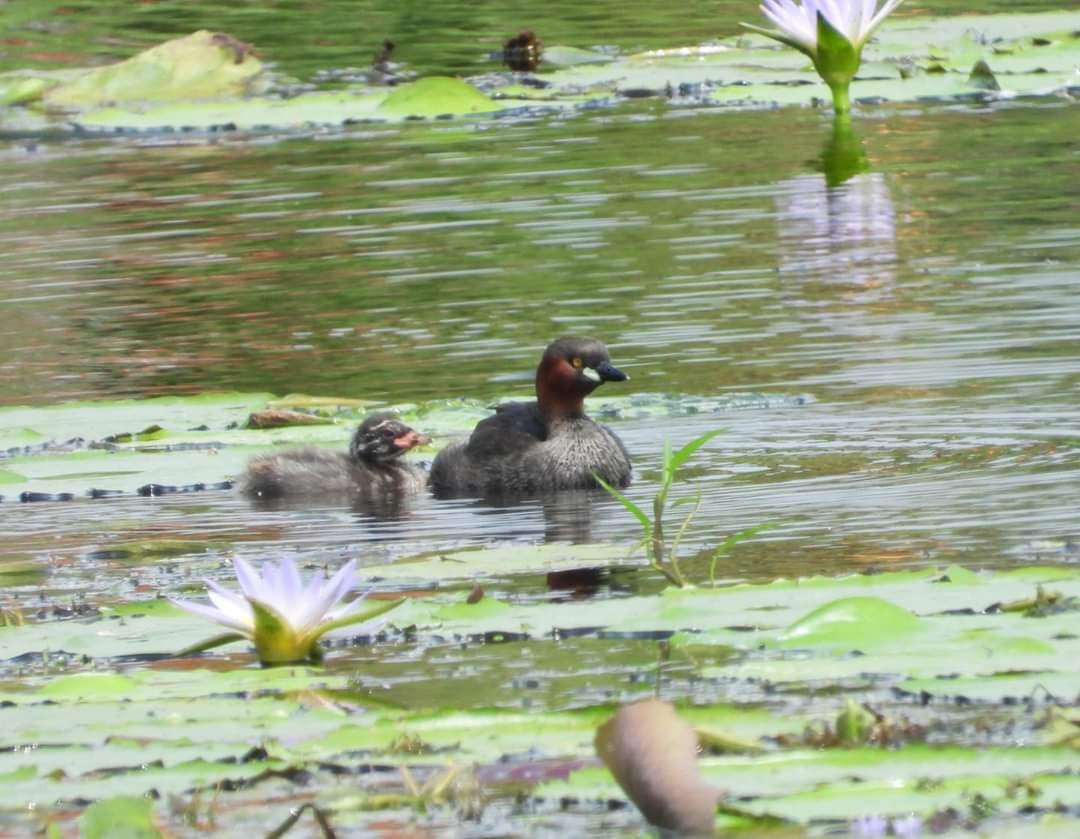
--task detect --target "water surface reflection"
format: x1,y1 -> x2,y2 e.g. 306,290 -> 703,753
1,104 -> 1078,593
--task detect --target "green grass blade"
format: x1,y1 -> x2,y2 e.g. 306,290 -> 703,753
669,429 -> 723,472
708,522 -> 777,586
594,471 -> 652,533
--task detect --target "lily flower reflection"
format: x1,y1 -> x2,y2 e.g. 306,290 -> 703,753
775,169 -> 897,296
743,0 -> 906,113
172,557 -> 403,665
851,813 -> 923,837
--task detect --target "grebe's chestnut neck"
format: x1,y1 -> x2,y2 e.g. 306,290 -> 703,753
534,336 -> 628,422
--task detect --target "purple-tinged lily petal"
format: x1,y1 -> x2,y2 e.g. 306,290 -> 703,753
297,559 -> 358,632
206,589 -> 253,630
232,557 -> 262,600
177,556 -> 388,664
170,597 -> 251,634
754,0 -> 904,53
866,0 -> 905,38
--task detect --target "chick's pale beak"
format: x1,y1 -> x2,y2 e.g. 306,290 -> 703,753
394,430 -> 431,450
594,360 -> 628,382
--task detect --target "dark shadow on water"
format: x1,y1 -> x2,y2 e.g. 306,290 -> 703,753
248,491 -> 418,522
454,487 -> 606,544
238,480 -> 623,548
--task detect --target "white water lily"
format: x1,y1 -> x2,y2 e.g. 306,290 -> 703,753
172,557 -> 402,665
744,0 -> 905,113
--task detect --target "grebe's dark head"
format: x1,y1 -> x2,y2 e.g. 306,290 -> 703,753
349,414 -> 431,464
534,336 -> 628,419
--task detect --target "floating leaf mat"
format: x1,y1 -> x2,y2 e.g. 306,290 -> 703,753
1,560 -> 1078,834
0,13 -> 1076,134
0,390 -> 800,498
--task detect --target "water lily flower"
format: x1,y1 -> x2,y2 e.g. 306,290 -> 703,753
743,0 -> 906,114
172,557 -> 403,665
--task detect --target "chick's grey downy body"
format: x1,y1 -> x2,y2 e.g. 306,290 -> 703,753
429,337 -> 632,497
240,414 -> 429,499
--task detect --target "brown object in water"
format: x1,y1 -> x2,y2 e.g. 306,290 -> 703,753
246,409 -> 331,429
372,39 -> 395,74
595,699 -> 720,835
211,32 -> 255,65
503,30 -> 542,72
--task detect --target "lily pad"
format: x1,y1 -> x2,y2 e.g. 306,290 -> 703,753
77,89 -> 388,132
12,12 -> 1073,136
80,795 -> 161,839
76,77 -> 504,133
0,391 -> 423,496
363,542 -> 637,585
377,77 -> 500,118
775,595 -> 924,648
43,30 -> 265,111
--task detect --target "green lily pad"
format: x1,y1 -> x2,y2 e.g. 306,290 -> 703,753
77,89 -> 388,132
89,539 -> 227,563
0,73 -> 59,106
80,795 -> 161,839
0,469 -> 27,486
19,11 -> 1076,136
377,77 -> 500,118
775,596 -> 924,649
44,30 -> 265,111
39,672 -> 138,699
77,77 -> 503,133
542,46 -> 617,67
364,542 -> 637,585
0,392 -> 272,449
0,391 -> 418,495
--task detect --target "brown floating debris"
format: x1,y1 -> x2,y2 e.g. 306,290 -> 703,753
210,32 -> 256,65
372,38 -> 396,82
503,30 -> 543,72
246,409 -> 333,429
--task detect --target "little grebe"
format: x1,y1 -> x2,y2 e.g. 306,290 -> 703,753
429,336 -> 632,497
240,414 -> 430,499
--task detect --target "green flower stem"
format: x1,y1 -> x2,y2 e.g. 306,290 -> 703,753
821,111 -> 869,187
828,80 -> 852,115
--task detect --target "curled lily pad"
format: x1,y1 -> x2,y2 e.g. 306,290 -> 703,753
0,74 -> 56,106
776,596 -> 924,649
44,30 -> 265,111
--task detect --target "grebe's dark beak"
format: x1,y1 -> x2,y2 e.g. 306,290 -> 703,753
593,360 -> 628,382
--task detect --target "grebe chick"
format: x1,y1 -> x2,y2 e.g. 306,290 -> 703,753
241,414 -> 429,499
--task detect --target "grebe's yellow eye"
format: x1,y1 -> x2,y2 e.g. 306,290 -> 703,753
571,356 -> 583,369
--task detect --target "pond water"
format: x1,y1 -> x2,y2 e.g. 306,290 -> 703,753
1,1 -> 1079,835
3,98 -> 1077,584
